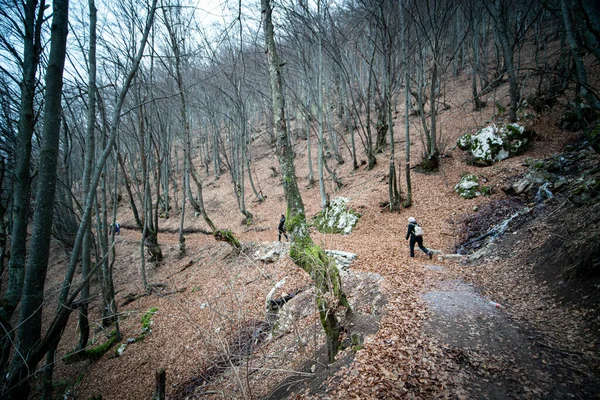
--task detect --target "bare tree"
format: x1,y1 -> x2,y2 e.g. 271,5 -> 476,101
5,0 -> 70,397
0,0 -> 46,326
262,0 -> 350,363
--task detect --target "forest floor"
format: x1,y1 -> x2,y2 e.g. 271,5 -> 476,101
43,63 -> 600,399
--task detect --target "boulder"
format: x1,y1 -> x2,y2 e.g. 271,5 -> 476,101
512,178 -> 531,195
260,248 -> 280,263
457,123 -> 532,166
325,249 -> 357,276
455,174 -> 491,199
313,197 -> 361,235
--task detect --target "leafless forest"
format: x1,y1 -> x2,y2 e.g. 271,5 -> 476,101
0,0 -> 599,398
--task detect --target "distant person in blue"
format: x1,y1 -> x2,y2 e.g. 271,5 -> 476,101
278,214 -> 289,241
406,217 -> 432,259
111,221 -> 121,235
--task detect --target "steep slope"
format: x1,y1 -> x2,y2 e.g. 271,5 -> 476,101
45,57 -> 600,399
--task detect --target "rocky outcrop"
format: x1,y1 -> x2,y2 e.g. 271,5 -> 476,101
502,144 -> 600,206
313,197 -> 361,235
325,250 -> 357,276
457,123 -> 532,166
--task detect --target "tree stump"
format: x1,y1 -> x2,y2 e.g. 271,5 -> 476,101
153,368 -> 165,400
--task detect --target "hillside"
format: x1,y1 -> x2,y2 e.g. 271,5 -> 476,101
43,58 -> 600,399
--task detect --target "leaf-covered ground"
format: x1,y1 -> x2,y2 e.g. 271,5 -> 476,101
45,62 -> 600,399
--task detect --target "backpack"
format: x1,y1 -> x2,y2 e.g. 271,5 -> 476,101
414,225 -> 424,237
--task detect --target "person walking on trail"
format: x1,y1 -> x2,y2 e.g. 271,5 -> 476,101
278,214 -> 289,241
406,217 -> 432,259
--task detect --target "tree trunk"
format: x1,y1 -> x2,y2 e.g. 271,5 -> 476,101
153,368 -> 166,400
471,16 -> 487,111
385,39 -> 400,211
365,38 -> 378,170
401,0 -> 412,208
494,0 -> 519,122
262,0 -> 350,363
1,0 -> 45,324
317,7 -> 328,209
561,0 -> 600,109
8,0 -> 70,397
76,0 -> 97,352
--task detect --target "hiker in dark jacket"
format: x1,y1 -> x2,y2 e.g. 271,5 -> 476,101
406,217 -> 432,259
278,214 -> 289,241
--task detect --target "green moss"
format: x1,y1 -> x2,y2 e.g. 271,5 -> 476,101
214,229 -> 242,252
53,373 -> 84,398
312,198 -> 361,235
457,134 -> 472,150
141,307 -> 158,332
63,330 -> 119,364
505,124 -> 522,140
286,211 -> 305,232
85,332 -> 119,361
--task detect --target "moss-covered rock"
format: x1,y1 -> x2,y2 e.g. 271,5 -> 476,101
584,123 -> 600,154
457,123 -> 532,166
569,177 -> 600,206
313,197 -> 361,235
455,174 -> 491,199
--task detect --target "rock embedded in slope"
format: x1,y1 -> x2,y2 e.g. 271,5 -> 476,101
455,174 -> 491,199
457,123 -> 533,166
313,197 -> 361,235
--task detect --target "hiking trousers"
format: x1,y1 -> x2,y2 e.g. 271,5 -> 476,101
410,236 -> 429,257
278,229 -> 289,241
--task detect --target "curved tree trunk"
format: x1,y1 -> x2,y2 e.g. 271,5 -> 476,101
262,0 -> 350,363
76,0 -> 98,352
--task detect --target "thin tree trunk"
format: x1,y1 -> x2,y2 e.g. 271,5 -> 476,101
365,38 -> 377,170
561,0 -> 600,109
385,36 -> 400,211
76,0 -> 97,352
472,16 -> 486,111
494,0 -> 519,122
118,152 -> 143,229
401,0 -> 412,208
317,6 -> 328,209
306,95 -> 315,185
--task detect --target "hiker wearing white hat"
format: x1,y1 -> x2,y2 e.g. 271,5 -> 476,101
406,217 -> 432,259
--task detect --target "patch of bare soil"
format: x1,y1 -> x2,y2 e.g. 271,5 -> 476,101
433,143 -> 600,399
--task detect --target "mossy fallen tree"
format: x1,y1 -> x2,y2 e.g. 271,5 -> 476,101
63,330 -> 120,364
214,229 -> 242,253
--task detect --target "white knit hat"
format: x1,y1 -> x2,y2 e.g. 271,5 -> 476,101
408,217 -> 416,223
